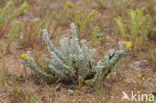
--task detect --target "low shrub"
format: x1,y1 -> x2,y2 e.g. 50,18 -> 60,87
20,23 -> 132,86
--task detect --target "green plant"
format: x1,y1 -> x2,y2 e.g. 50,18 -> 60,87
129,10 -> 136,39
30,18 -> 40,33
22,86 -> 32,103
21,10 -> 62,48
141,14 -> 150,46
111,0 -> 115,9
0,1 -> 13,26
0,1 -> 13,35
50,2 -> 72,39
114,16 -> 125,39
115,9 -> 150,49
0,2 -> 29,38
48,11 -> 56,32
20,9 -> 63,48
19,2 -> 71,47
0,41 -> 2,58
28,18 -> 40,46
73,11 -> 81,26
35,12 -> 49,34
20,18 -> 40,48
9,77 -> 22,102
93,26 -> 100,44
53,31 -> 63,45
30,94 -> 37,103
120,0 -> 129,10
80,10 -> 98,29
6,21 -> 20,53
0,9 -> 3,13
1,63 -> 8,87
72,10 -> 98,37
20,23 -> 131,86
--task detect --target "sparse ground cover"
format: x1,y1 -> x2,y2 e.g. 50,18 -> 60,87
0,0 -> 156,103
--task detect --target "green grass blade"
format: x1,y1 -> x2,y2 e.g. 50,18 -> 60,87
141,15 -> 150,42
80,10 -> 98,29
93,26 -> 99,44
0,1 -> 13,26
48,11 -> 56,32
0,9 -> 3,13
128,10 -> 136,39
114,17 -> 125,38
9,2 -> 29,23
35,11 -> 49,34
74,11 -> 80,26
111,0 -> 115,9
50,2 -> 71,38
54,31 -> 63,45
30,94 -> 37,103
56,2 -> 71,26
134,9 -> 143,37
8,21 -> 20,45
80,16 -> 87,28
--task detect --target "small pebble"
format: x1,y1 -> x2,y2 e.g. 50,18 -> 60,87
104,42 -> 110,46
147,78 -> 152,81
55,86 -> 61,91
134,61 -> 141,66
68,89 -> 75,95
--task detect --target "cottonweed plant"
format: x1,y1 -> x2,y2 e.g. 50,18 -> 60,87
0,1 -> 29,38
114,9 -> 149,50
87,41 -> 133,86
20,23 -> 132,86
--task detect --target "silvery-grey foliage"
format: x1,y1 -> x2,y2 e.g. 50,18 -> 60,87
42,23 -> 96,81
20,51 -> 55,80
89,42 -> 127,85
21,23 -> 128,85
